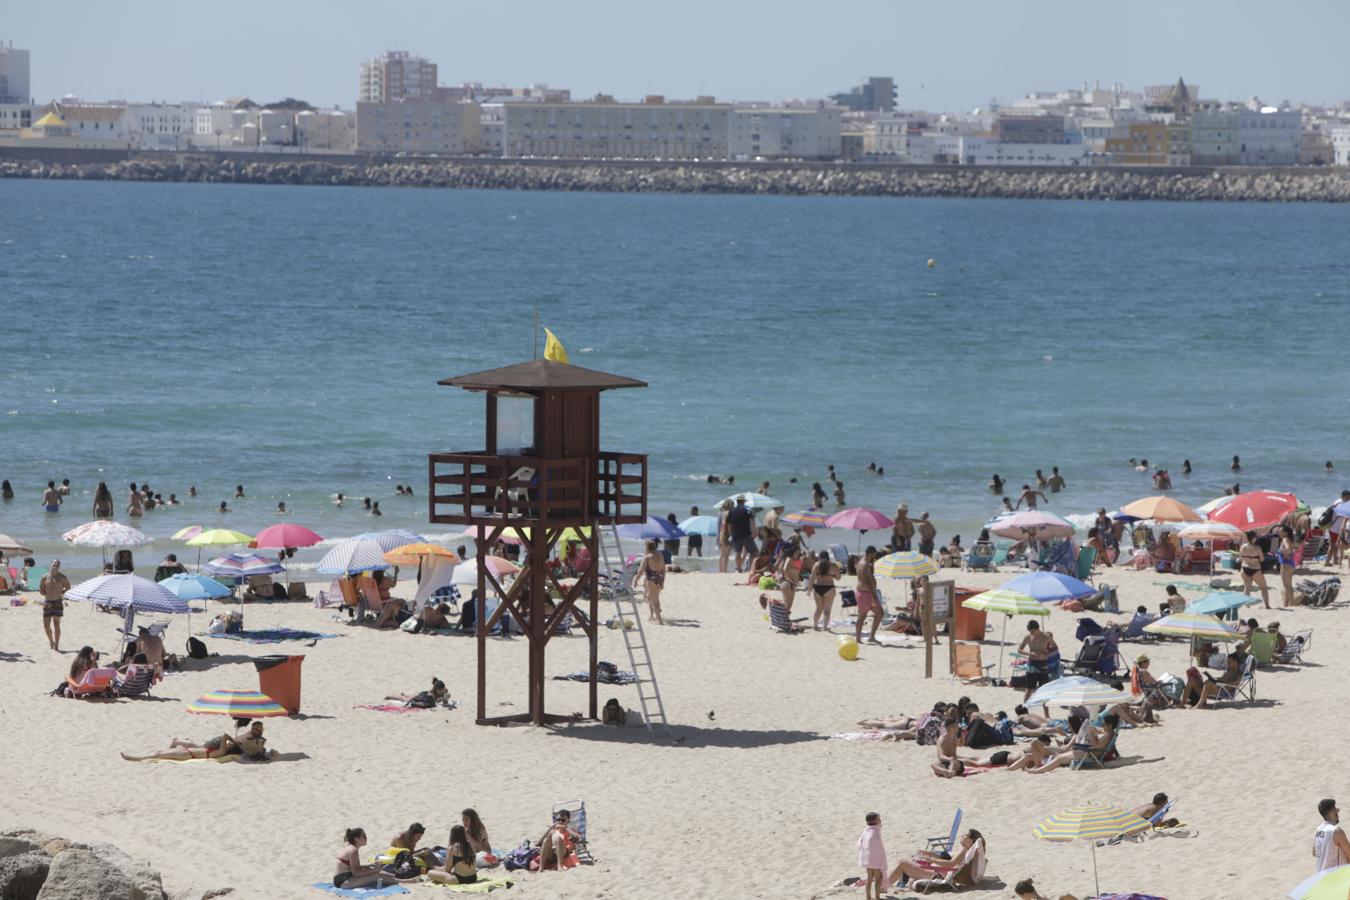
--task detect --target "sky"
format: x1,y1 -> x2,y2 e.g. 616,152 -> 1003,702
9,0 -> 1350,111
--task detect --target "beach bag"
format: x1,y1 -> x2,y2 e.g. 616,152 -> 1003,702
400,616 -> 422,634
388,850 -> 419,879
915,715 -> 942,746
186,637 -> 208,660
1319,506 -> 1336,527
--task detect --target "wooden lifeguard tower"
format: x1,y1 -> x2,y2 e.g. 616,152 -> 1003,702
428,359 -> 648,726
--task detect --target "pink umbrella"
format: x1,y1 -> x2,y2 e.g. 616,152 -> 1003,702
825,507 -> 895,550
252,523 -> 325,549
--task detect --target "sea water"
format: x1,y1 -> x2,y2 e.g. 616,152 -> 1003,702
1,179 -> 1347,576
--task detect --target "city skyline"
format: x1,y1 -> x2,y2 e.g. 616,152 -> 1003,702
9,0 -> 1350,111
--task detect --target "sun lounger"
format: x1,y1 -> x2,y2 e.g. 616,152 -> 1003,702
952,643 -> 993,682
990,541 -> 1013,566
911,838 -> 986,893
924,808 -> 962,853
1275,629 -> 1311,664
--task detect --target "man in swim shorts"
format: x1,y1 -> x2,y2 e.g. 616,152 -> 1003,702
854,546 -> 883,644
41,480 -> 62,513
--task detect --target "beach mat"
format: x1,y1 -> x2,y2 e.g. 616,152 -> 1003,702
432,876 -> 514,892
207,628 -> 339,643
144,754 -> 243,765
310,883 -> 410,897
355,701 -> 458,713
553,670 -> 636,685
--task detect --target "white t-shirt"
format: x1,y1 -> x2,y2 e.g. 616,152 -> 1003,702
1315,822 -> 1346,870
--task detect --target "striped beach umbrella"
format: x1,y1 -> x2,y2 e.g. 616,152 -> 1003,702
875,551 -> 938,579
1185,591 -> 1260,617
1119,495 -> 1203,523
316,538 -> 391,576
186,529 -> 254,547
187,689 -> 288,719
65,573 -> 191,614
202,553 -> 287,578
351,530 -> 426,552
1143,611 -> 1239,641
1026,676 -> 1132,709
1032,805 -> 1150,898
781,510 -> 829,528
172,525 -> 204,541
963,589 -> 1049,682
998,571 -> 1094,602
63,520 -> 153,548
1288,864 -> 1350,900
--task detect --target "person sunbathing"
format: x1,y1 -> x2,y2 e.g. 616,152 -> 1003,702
386,677 -> 450,708
1010,705 -> 1069,737
419,603 -> 453,630
1132,792 -> 1180,828
889,829 -> 986,889
373,597 -> 410,629
1004,736 -> 1056,772
932,758 -> 967,778
537,809 -> 582,870
427,825 -> 477,885
1029,715 -> 1119,773
121,733 -> 242,761
134,626 -> 166,669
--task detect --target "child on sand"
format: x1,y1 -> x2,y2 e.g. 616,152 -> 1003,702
857,812 -> 888,900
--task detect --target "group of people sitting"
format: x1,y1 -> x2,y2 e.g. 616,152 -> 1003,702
57,627 -> 170,699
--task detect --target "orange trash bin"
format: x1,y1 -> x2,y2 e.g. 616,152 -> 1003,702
953,588 -> 987,641
254,655 -> 304,714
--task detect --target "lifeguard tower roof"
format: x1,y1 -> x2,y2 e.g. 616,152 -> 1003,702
439,358 -> 646,393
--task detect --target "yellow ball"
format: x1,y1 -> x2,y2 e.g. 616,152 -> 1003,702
836,635 -> 859,661
927,258 -> 936,268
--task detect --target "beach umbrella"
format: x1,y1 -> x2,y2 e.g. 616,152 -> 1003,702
962,589 -> 1049,681
1026,675 -> 1132,709
1332,500 -> 1350,519
875,551 -> 938,579
1119,496 -> 1202,523
719,492 -> 783,510
1031,805 -> 1150,898
678,515 -> 721,536
1178,521 -> 1245,542
826,507 -> 895,551
202,553 -> 287,578
480,525 -> 593,546
1185,590 -> 1260,617
1143,611 -> 1240,641
618,515 -> 685,541
1197,495 -> 1233,515
1208,490 -> 1300,532
998,571 -> 1095,602
0,534 -> 32,556
316,538 -> 390,576
172,525 -> 204,541
63,520 -> 153,548
382,543 -> 461,567
988,510 -> 1075,541
451,556 -> 521,587
1288,864 -> 1350,900
158,572 -> 233,601
351,529 -> 426,552
781,510 -> 829,528
187,689 -> 288,720
66,573 -> 191,613
186,529 -> 254,547
252,523 -> 324,549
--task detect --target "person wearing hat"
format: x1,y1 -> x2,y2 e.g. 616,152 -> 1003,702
1129,653 -> 1166,709
1315,799 -> 1350,871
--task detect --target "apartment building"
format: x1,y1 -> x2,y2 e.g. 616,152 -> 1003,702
502,97 -> 730,159
0,41 -> 30,103
360,51 -> 438,103
355,99 -> 481,154
728,105 -> 842,159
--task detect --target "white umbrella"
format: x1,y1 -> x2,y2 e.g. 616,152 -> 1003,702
349,530 -> 425,553
66,573 -> 193,649
1026,675 -> 1132,709
62,520 -> 153,548
316,538 -> 391,576
0,533 -> 33,556
719,492 -> 784,510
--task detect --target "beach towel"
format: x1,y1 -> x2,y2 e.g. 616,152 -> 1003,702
553,670 -> 636,685
430,876 -> 514,892
207,628 -> 339,643
830,731 -> 900,742
145,754 -> 243,765
356,700 -> 458,713
310,883 -> 410,897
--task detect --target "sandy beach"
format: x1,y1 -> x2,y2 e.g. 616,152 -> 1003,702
0,558 -> 1341,899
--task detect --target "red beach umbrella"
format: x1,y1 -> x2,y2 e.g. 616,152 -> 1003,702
1207,490 -> 1300,532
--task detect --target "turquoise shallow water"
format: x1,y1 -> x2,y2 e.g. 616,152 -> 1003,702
1,179 -> 1347,577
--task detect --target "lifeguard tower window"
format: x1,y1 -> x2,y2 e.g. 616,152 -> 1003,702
496,395 -> 535,455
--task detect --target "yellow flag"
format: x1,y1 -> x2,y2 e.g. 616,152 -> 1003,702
543,327 -> 569,364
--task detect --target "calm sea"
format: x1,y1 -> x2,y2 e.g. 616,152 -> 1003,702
2,179 -> 1347,577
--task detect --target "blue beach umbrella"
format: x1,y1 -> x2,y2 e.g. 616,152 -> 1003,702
316,538 -> 391,576
618,515 -> 686,541
678,515 -> 721,536
158,572 -> 234,601
66,574 -> 192,614
202,553 -> 287,579
1186,590 -> 1260,617
350,530 -> 425,553
998,571 -> 1095,603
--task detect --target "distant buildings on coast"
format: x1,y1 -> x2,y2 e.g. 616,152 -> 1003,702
3,41 -> 1350,168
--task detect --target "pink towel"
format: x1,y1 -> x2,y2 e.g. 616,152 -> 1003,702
355,704 -> 430,713
856,825 -> 888,886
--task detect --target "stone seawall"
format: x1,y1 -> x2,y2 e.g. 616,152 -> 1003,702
4,153 -> 1350,201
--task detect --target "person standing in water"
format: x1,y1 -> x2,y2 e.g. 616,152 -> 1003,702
41,480 -> 62,513
126,482 -> 143,517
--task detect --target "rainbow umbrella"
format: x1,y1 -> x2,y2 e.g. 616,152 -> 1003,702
1032,805 -> 1150,898
962,589 -> 1049,681
781,510 -> 829,528
187,689 -> 287,719
1288,864 -> 1350,899
875,551 -> 938,579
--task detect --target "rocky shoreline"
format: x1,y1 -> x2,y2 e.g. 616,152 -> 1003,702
0,829 -> 226,900
5,153 -> 1350,201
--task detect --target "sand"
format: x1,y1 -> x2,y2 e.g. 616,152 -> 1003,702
0,559 -> 1339,899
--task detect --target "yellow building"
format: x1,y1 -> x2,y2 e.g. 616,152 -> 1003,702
27,110 -> 70,138
1105,121 -> 1169,165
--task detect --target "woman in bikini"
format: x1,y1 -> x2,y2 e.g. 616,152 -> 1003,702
461,808 -> 492,856
428,825 -> 478,885
776,542 -> 804,614
1238,531 -> 1271,609
126,482 -> 143,518
889,829 -> 986,887
633,539 -> 665,624
806,550 -> 838,632
334,828 -> 420,889
1277,525 -> 1298,607
92,481 -> 114,518
119,733 -> 240,762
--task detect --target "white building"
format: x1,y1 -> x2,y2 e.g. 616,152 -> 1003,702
1329,125 -> 1350,166
958,137 -> 1090,166
48,102 -> 130,145
1237,108 -> 1301,165
355,99 -> 481,155
502,98 -> 730,159
728,104 -> 843,159
127,103 -> 195,149
0,101 -> 31,135
0,41 -> 29,103
295,109 -> 354,152
902,133 -> 965,164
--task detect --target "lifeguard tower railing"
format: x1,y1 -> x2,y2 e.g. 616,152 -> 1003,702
428,450 -> 647,527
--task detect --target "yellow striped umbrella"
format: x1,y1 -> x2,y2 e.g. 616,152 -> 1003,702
186,529 -> 255,547
172,525 -> 203,541
1032,805 -> 1151,897
875,551 -> 938,579
961,589 -> 1049,617
1142,611 -> 1239,641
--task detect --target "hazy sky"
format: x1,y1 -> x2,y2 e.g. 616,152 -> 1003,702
9,0 -> 1350,110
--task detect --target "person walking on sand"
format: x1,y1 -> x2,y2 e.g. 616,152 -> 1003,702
633,539 -> 665,625
1015,484 -> 1047,510
1238,531 -> 1271,609
39,560 -> 71,651
724,495 -> 757,573
857,812 -> 889,900
916,513 -> 937,557
854,546 -> 883,644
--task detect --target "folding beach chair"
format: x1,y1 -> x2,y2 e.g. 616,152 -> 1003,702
911,840 -> 986,893
964,545 -> 995,572
550,799 -> 593,864
767,602 -> 805,634
924,808 -> 962,853
1275,629 -> 1312,664
1213,655 -> 1257,703
65,667 -> 116,698
1247,630 -> 1277,667
1070,732 -> 1118,770
1068,636 -> 1107,677
990,541 -> 1013,567
1075,546 -> 1098,585
952,644 -> 993,682
112,663 -> 157,698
